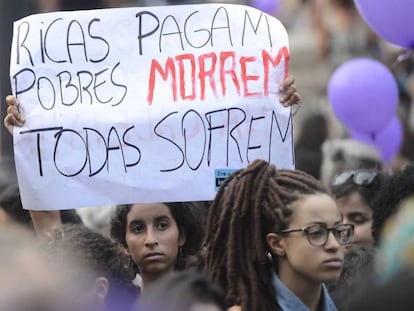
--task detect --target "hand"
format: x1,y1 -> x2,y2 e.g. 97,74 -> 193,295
279,75 -> 301,108
4,95 -> 25,135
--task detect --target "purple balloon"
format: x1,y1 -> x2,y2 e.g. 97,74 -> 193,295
328,58 -> 399,134
250,0 -> 279,15
351,116 -> 403,163
355,0 -> 414,49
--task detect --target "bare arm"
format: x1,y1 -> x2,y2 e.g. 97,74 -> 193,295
4,95 -> 61,235
29,210 -> 62,236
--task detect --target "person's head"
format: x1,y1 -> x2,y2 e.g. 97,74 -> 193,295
136,271 -> 227,311
331,169 -> 386,249
371,165 -> 414,245
320,138 -> 383,187
203,159 -> 353,310
45,224 -> 137,311
111,202 -> 204,285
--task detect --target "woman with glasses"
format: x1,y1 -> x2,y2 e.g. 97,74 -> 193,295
331,170 -> 385,249
203,159 -> 354,311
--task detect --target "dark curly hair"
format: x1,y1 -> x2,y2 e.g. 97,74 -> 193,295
111,201 -> 205,270
44,224 -> 138,311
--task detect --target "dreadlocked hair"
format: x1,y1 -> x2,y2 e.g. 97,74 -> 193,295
203,159 -> 328,311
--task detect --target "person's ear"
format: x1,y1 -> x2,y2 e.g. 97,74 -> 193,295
94,277 -> 109,303
266,233 -> 286,256
178,228 -> 186,247
123,246 -> 130,256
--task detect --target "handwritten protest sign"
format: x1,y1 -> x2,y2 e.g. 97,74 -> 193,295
9,4 -> 293,210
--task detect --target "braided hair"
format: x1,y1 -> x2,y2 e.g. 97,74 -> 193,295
203,159 -> 328,311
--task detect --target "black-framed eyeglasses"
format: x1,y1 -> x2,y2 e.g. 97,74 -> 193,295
332,170 -> 379,187
278,223 -> 354,246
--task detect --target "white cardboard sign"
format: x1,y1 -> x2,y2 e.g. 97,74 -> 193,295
9,4 -> 293,210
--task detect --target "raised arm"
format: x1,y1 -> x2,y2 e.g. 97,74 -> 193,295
4,95 -> 62,235
29,210 -> 62,236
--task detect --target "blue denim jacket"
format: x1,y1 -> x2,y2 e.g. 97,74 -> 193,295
273,274 -> 337,311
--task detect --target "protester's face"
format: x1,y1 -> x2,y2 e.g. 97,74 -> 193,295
125,203 -> 184,279
276,194 -> 344,285
337,191 -> 373,249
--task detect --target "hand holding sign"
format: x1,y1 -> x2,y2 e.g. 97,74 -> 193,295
278,75 -> 301,107
4,74 -> 300,134
4,95 -> 25,135
9,4 -> 296,210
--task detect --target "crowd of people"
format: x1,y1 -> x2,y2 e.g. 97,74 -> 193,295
2,137 -> 414,311
2,1 -> 414,311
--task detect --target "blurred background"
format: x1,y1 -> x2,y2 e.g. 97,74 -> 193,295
1,0 -> 413,182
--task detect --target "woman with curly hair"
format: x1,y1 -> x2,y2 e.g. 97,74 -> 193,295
110,201 -> 205,289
